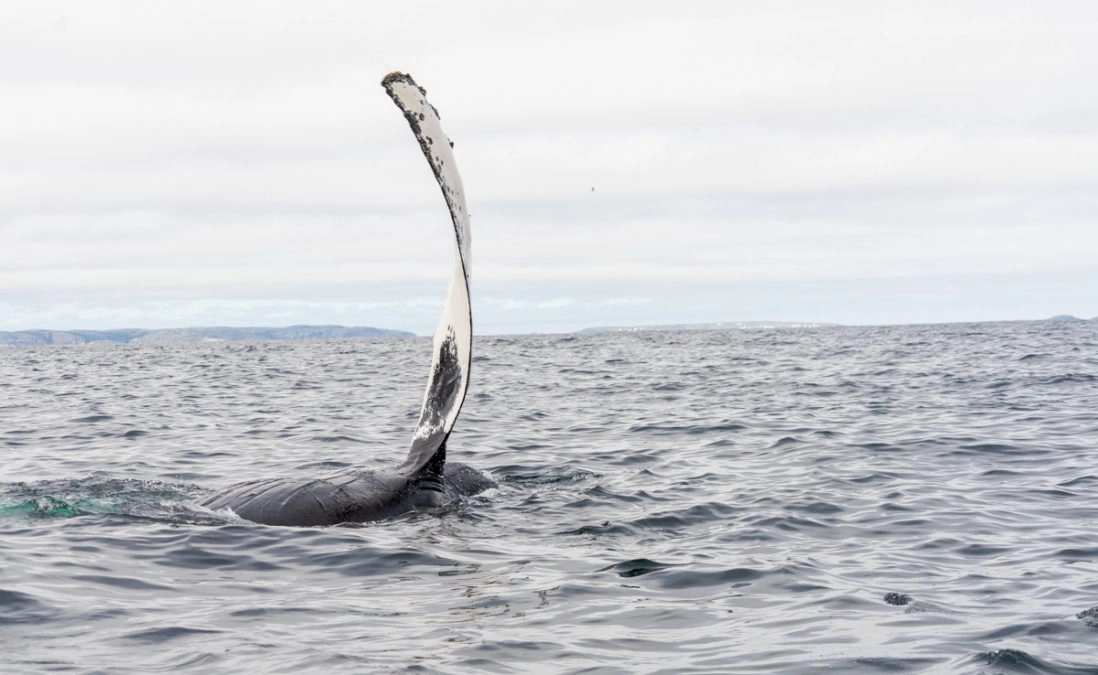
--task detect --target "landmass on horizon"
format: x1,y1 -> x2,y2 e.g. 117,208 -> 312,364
580,320 -> 840,333
0,315 -> 1094,347
0,325 -> 413,347
1046,314 -> 1096,322
583,315 -> 1098,333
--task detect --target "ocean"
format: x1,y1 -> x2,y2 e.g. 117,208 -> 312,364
2,321 -> 1097,673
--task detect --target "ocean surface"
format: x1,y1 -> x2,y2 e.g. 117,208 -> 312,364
2,321 -> 1098,674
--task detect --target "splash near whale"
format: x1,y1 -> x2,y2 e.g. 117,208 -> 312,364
201,72 -> 493,526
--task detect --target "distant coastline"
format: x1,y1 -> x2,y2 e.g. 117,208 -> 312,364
1,315 -> 1094,347
0,325 -> 414,347
1046,314 -> 1098,322
579,320 -> 840,334
581,316 -> 1097,333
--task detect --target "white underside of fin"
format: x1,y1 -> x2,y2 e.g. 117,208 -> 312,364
382,72 -> 473,475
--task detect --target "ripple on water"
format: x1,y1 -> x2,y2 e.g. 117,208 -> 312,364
976,648 -> 1098,674
600,558 -> 677,578
0,588 -> 55,625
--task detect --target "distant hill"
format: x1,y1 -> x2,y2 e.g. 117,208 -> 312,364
0,325 -> 414,347
1046,315 -> 1086,322
579,320 -> 839,334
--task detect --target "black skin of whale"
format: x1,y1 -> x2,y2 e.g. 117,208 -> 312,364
201,72 -> 492,527
201,447 -> 494,527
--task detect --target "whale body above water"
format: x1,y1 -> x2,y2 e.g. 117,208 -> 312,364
201,72 -> 494,526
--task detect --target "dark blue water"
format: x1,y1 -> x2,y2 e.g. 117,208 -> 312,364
2,322 -> 1098,673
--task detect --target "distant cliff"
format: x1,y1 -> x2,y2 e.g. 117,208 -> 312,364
0,325 -> 415,347
1045,315 -> 1098,322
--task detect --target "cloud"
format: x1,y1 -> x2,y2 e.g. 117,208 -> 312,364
1,1 -> 1097,333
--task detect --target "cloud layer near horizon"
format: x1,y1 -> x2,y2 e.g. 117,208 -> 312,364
2,1 -> 1097,333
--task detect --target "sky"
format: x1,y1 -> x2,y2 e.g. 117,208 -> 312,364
2,1 -> 1097,335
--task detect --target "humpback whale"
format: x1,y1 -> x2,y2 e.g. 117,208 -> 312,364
201,72 -> 494,526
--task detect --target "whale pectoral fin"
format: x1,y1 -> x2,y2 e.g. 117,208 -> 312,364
383,72 -> 473,477
405,326 -> 461,474
410,438 -> 447,494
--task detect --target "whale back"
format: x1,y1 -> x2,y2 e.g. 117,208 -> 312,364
201,471 -> 403,526
382,72 -> 473,479
202,462 -> 495,526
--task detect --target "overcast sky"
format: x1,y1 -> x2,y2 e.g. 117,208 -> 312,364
2,1 -> 1097,334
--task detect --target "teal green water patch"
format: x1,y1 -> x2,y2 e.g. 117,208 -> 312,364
0,495 -> 111,518
0,476 -> 200,520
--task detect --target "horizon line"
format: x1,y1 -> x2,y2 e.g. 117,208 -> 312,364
1,314 -> 1095,340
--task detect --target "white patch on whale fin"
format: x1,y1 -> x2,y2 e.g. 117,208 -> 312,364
382,72 -> 473,476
